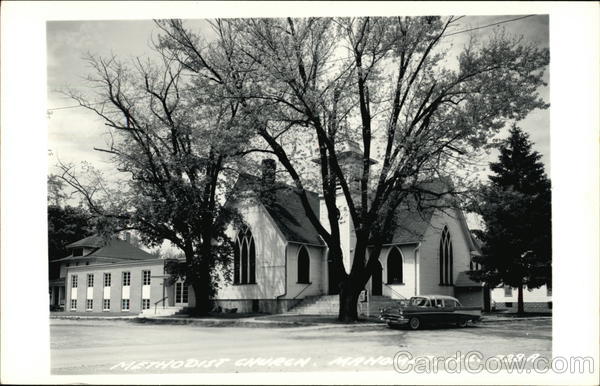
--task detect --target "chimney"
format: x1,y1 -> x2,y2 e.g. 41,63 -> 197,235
260,158 -> 276,205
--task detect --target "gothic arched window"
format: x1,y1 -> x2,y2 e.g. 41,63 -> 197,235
387,247 -> 404,284
249,237 -> 256,284
297,246 -> 310,284
233,236 -> 240,284
439,226 -> 453,285
234,227 -> 256,285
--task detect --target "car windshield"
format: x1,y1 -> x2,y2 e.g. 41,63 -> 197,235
409,297 -> 430,307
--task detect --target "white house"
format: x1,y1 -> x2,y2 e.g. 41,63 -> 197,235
491,285 -> 552,312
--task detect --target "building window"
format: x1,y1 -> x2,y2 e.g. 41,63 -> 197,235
234,227 -> 256,284
439,226 -> 453,285
142,299 -> 150,310
86,299 -> 93,310
122,272 -> 131,286
87,274 -> 94,287
142,270 -> 151,285
297,246 -> 310,284
103,299 -> 110,311
387,247 -> 404,284
122,299 -> 130,311
504,286 -> 513,297
71,275 -> 78,288
175,282 -> 189,304
70,299 -> 77,310
104,273 -> 111,287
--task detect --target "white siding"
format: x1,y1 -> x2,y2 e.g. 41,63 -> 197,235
285,243 -> 326,298
418,209 -> 473,296
491,285 -> 552,303
215,201 -> 287,300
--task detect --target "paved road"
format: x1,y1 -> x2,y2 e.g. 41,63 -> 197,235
51,318 -> 551,375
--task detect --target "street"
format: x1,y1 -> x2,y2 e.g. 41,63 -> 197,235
51,318 -> 551,374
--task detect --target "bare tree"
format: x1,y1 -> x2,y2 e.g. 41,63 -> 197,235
59,50 -> 250,315
158,17 -> 549,321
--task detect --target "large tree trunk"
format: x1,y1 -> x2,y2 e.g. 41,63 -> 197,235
337,242 -> 373,323
187,258 -> 211,316
517,284 -> 525,314
338,282 -> 360,322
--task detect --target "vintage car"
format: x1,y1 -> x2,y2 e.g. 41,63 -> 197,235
380,295 -> 481,330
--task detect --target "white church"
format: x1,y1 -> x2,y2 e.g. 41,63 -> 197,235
213,148 -> 484,314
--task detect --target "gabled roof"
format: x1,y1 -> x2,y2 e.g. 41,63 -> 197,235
232,174 -> 324,246
390,207 -> 435,244
389,178 -> 479,250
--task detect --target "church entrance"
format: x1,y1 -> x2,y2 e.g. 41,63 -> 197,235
371,260 -> 383,296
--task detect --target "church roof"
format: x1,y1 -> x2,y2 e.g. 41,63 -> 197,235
390,208 -> 435,244
233,174 -> 325,246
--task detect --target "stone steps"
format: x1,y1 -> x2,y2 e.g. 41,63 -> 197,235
140,306 -> 184,317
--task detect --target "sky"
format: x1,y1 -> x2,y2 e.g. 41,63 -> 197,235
46,15 -> 551,221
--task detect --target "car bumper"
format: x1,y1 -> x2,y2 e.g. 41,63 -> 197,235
380,315 -> 409,325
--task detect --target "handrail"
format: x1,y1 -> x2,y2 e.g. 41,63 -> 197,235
153,296 -> 168,314
293,283 -> 312,299
383,283 -> 408,299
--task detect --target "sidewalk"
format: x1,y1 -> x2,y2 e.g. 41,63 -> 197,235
50,311 -> 551,327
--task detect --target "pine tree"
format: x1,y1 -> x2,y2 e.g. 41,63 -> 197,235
472,126 -> 552,314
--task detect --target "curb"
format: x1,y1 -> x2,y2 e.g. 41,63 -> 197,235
133,316 -> 317,328
479,316 -> 551,324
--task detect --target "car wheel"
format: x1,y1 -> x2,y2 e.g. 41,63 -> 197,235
408,317 -> 421,330
457,319 -> 468,328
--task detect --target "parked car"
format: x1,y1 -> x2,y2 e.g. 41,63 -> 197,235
380,295 -> 481,330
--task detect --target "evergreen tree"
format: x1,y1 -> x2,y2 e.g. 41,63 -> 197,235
471,126 -> 552,314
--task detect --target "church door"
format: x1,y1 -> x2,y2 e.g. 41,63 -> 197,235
371,261 -> 383,296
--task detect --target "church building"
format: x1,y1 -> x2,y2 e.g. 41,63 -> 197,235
52,144 -> 483,315
212,147 -> 483,313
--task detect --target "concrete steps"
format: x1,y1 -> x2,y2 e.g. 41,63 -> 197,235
140,306 -> 184,317
287,295 -> 404,315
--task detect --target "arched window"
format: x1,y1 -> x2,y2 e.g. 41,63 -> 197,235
249,238 -> 256,284
234,227 -> 256,285
387,247 -> 404,284
233,236 -> 240,284
241,238 -> 248,284
439,226 -> 453,285
297,246 -> 310,284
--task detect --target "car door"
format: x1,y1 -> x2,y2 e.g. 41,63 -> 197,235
445,299 -> 462,323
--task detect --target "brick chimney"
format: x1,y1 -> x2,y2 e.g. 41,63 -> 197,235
260,159 -> 276,205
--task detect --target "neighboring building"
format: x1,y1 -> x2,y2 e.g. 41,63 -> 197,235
50,235 -> 190,314
491,285 -> 552,312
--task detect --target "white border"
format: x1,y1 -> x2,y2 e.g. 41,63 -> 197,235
2,1 -> 599,385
